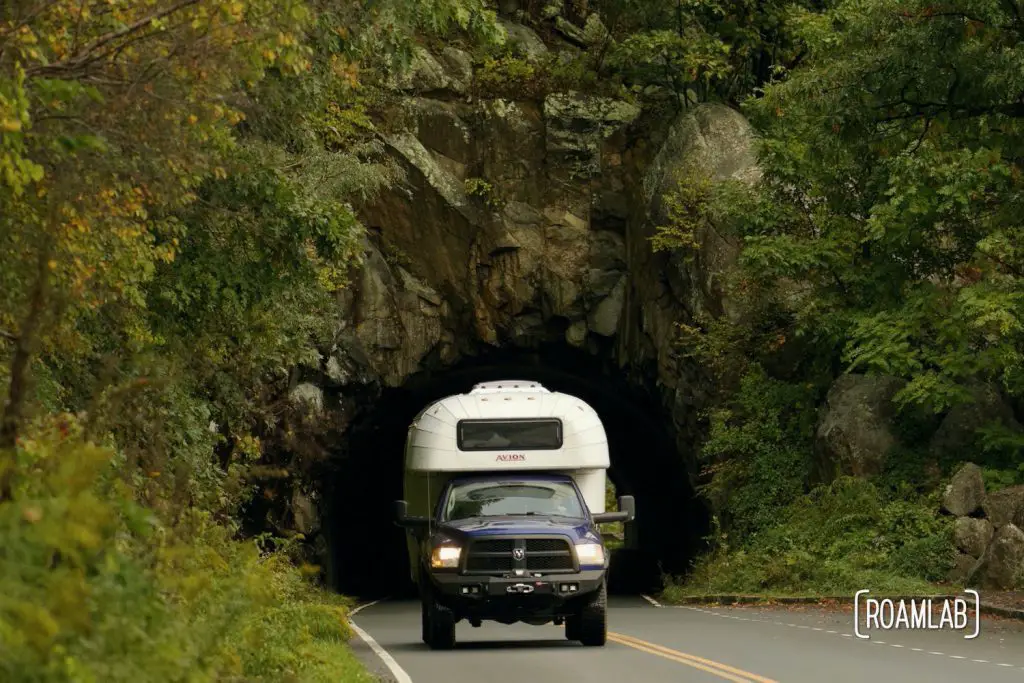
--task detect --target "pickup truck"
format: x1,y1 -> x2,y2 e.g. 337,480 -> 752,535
395,472 -> 635,649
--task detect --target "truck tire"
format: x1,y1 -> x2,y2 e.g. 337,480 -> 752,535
577,580 -> 607,647
422,595 -> 456,650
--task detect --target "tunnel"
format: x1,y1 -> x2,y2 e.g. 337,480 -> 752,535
320,342 -> 709,599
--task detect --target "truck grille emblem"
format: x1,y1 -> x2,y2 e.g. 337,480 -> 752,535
513,548 -> 525,561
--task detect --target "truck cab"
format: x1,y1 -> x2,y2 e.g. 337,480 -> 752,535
393,380 -> 635,650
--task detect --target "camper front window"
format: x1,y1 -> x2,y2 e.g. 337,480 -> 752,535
442,480 -> 585,521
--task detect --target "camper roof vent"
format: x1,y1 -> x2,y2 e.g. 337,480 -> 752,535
469,380 -> 549,394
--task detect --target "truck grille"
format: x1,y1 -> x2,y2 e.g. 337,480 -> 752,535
464,537 -> 575,574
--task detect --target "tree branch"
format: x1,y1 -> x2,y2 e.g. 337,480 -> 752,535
26,0 -> 201,77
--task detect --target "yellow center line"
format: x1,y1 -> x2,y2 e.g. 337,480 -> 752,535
608,632 -> 779,683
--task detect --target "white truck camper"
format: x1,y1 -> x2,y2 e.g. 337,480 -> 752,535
394,380 -> 635,649
402,380 -> 610,570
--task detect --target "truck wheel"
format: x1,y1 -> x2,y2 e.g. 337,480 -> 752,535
578,581 -> 607,647
423,595 -> 456,650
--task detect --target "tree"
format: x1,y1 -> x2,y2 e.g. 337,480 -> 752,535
0,0 -> 502,503
597,0 -> 819,105
731,0 -> 1024,417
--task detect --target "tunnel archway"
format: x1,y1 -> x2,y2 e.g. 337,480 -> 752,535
321,343 -> 709,598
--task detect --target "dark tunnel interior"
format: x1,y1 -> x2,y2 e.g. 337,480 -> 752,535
322,343 -> 709,599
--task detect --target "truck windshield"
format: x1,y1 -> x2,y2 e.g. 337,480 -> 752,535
443,480 -> 585,520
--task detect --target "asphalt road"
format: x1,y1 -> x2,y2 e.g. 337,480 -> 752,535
349,596 -> 1024,682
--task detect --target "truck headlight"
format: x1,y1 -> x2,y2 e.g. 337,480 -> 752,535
575,543 -> 605,566
430,544 -> 462,569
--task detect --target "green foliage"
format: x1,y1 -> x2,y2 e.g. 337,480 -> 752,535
0,420 -> 371,683
650,168 -> 713,254
597,0 -> 816,105
660,0 -> 1024,595
472,49 -> 603,99
464,177 -> 504,211
0,1 -> 503,676
671,477 -> 955,596
736,0 -> 1024,413
698,367 -> 817,537
601,479 -> 624,549
981,465 -> 1024,493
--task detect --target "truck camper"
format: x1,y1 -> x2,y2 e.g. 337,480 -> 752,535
393,380 -> 635,649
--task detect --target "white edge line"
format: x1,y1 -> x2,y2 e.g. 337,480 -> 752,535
347,598 -> 414,683
641,594 -> 663,608
349,598 -> 383,617
348,618 -> 414,683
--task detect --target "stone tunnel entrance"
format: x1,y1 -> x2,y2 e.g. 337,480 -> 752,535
321,343 -> 709,599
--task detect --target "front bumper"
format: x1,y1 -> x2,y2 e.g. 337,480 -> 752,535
429,569 -> 606,618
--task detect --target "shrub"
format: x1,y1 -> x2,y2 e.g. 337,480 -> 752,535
0,418 -> 371,683
669,477 -> 955,597
698,367 -> 816,537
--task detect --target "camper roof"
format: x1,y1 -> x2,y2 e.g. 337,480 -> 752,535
405,382 -> 609,473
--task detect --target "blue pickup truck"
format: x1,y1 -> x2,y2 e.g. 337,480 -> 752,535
394,380 -> 635,649
395,472 -> 635,649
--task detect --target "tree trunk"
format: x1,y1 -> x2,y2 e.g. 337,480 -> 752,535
0,248 -> 51,499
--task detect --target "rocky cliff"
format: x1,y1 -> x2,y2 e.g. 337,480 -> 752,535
293,17 -> 759,452
269,8 -> 769,594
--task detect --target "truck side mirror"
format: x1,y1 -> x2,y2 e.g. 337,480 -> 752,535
393,500 -> 430,530
619,495 -> 636,522
592,495 -> 636,524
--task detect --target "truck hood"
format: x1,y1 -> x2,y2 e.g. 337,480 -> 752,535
436,516 -> 600,544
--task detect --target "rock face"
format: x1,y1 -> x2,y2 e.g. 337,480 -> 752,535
289,383 -> 324,415
942,463 -> 986,517
953,516 -> 993,558
941,465 -> 1024,588
813,375 -> 906,482
931,383 -> 1022,460
971,523 -> 1024,589
948,553 -> 977,583
983,485 -> 1024,528
322,29 -> 762,449
292,488 -> 320,536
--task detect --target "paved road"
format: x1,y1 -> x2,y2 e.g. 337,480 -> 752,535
349,596 -> 1024,682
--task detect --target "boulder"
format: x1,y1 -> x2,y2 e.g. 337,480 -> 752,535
292,488 -> 320,536
497,18 -> 548,60
289,383 -> 324,414
953,516 -> 993,558
554,17 -> 586,45
948,553 -> 978,584
588,276 -> 626,337
970,523 -> 1024,589
565,319 -> 588,347
941,463 -> 986,517
438,47 -> 472,93
813,374 -> 906,482
983,484 -> 1024,528
642,104 -> 759,323
392,47 -> 468,94
931,383 -> 1022,460
582,13 -> 610,46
